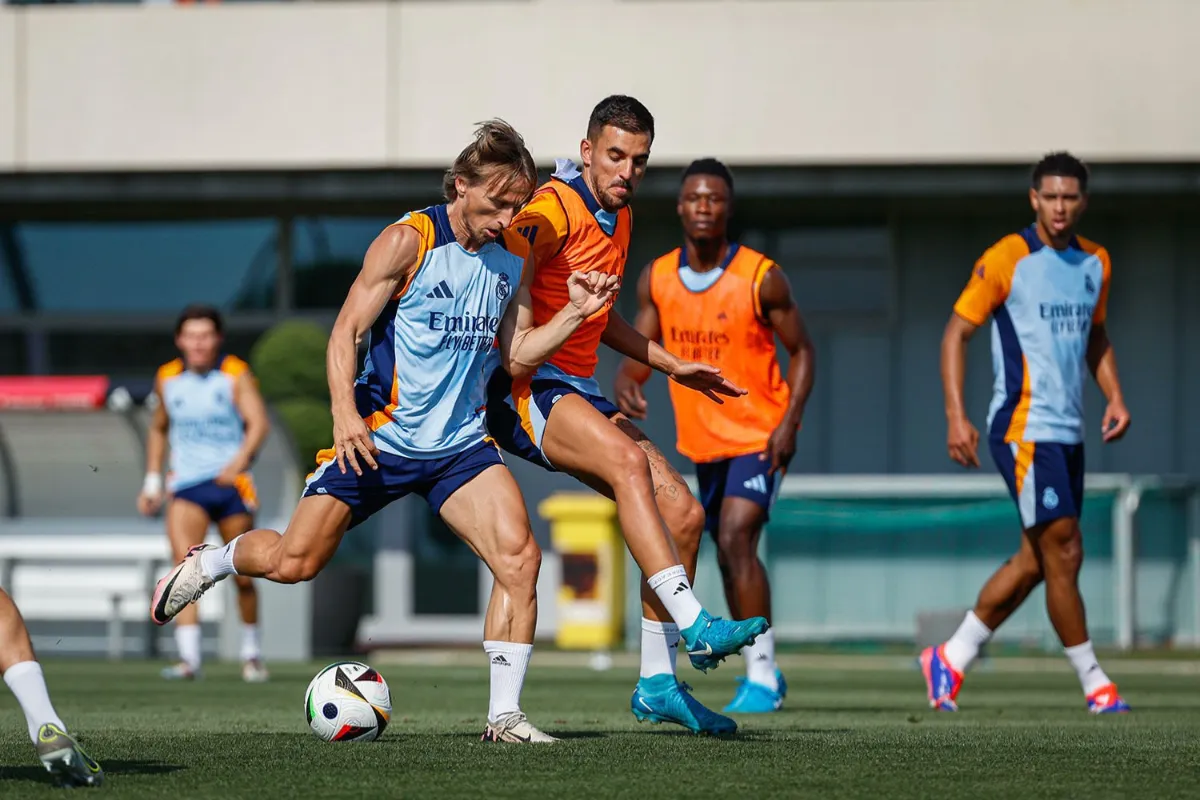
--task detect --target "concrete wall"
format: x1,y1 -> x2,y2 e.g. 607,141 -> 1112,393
2,0 -> 1199,171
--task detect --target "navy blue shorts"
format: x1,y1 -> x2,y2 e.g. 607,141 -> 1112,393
302,439 -> 504,529
172,476 -> 257,523
694,451 -> 782,534
989,439 -> 1084,529
485,366 -> 619,472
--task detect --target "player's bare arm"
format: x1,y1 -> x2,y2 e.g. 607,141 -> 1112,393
215,371 -> 272,486
137,378 -> 170,516
613,263 -> 660,420
1086,322 -> 1130,442
941,313 -> 981,468
327,224 -> 421,476
499,254 -> 621,380
602,303 -> 746,406
759,266 -> 815,475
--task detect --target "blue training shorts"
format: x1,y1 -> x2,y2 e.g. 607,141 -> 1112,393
172,475 -> 257,523
302,439 -> 503,529
694,451 -> 782,534
485,365 -> 619,472
989,439 -> 1084,529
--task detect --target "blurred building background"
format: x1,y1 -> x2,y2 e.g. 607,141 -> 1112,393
1,0 -> 1198,661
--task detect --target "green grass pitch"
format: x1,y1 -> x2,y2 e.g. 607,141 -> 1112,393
2,653 -> 1198,798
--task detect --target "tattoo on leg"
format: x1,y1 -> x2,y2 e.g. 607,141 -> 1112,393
615,419 -> 687,501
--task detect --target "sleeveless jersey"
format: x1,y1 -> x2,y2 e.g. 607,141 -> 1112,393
158,354 -> 250,492
357,204 -> 527,458
953,225 -> 1111,444
650,243 -> 790,463
511,159 -> 632,379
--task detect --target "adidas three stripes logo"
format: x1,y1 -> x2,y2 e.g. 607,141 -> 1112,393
426,280 -> 455,299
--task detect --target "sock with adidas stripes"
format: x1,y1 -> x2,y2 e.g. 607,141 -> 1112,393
647,565 -> 703,631
639,618 -> 680,679
483,640 -> 532,723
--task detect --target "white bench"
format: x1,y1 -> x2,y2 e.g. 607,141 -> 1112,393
0,529 -> 226,659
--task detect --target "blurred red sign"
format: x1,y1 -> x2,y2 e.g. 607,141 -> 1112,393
0,376 -> 111,409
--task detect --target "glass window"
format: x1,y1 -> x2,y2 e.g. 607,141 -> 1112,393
16,220 -> 277,312
0,226 -> 22,313
292,217 -> 395,309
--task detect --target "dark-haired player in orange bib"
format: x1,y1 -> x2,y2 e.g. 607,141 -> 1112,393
486,97 -> 768,736
615,158 -> 815,714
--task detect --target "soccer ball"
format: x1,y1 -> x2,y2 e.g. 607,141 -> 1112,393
304,661 -> 392,742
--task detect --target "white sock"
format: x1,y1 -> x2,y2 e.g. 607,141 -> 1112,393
646,566 -> 703,631
639,618 -> 680,679
3,661 -> 65,743
743,627 -> 778,691
200,537 -> 240,581
240,624 -> 262,662
942,610 -> 993,674
175,623 -> 202,670
484,640 -> 532,723
1064,640 -> 1112,695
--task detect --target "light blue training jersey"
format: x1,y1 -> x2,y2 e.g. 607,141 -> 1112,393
356,204 -> 528,458
158,354 -> 250,492
954,225 -> 1111,444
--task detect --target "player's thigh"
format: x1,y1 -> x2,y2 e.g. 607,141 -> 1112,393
540,394 -> 649,489
274,495 -> 355,577
436,465 -> 540,581
166,497 -> 212,559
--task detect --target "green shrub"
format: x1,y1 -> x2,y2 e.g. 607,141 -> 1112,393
249,319 -> 331,472
249,320 -> 330,404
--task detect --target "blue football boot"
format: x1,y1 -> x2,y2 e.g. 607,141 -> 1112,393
631,673 -> 737,735
723,674 -> 786,713
680,611 -> 769,673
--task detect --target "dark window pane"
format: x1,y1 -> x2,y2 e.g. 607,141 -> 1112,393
773,227 -> 894,317
48,330 -> 266,381
0,332 -> 26,375
292,217 -> 395,309
18,220 -> 277,312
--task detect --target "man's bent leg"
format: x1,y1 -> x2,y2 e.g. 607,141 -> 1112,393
943,528 -> 1044,673
436,462 -> 554,743
151,495 -> 352,625
541,395 -> 684,581
541,395 -> 765,658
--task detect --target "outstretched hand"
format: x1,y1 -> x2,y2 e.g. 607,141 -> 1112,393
668,360 -> 747,405
567,271 -> 620,319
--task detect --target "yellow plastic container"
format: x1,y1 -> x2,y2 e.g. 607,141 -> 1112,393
538,493 -> 624,650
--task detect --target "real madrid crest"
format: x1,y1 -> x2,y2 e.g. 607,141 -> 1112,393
496,272 -> 511,301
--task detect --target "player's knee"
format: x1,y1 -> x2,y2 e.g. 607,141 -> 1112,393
607,439 -> 652,490
493,528 -> 541,597
273,553 -> 323,584
1011,548 -> 1043,583
1044,520 -> 1084,577
716,523 -> 757,569
234,575 -> 255,593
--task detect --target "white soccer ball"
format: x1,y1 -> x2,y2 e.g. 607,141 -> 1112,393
303,661 -> 392,742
